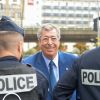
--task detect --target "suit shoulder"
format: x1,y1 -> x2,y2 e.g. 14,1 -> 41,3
22,52 -> 39,63
24,52 -> 42,60
59,51 -> 78,58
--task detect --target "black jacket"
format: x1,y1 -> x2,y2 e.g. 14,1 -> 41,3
0,56 -> 48,100
53,47 -> 100,100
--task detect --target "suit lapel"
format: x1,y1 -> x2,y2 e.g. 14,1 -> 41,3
36,52 -> 50,80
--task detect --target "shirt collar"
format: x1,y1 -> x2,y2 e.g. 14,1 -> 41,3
42,52 -> 59,68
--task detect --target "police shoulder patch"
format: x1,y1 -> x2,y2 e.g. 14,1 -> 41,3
0,74 -> 37,94
81,69 -> 100,86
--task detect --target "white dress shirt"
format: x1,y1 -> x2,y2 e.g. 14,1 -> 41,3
42,52 -> 59,81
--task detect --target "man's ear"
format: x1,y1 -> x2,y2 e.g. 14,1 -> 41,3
18,41 -> 23,55
38,40 -> 41,48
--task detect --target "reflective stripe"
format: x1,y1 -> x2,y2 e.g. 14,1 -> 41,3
0,74 -> 37,94
81,69 -> 100,86
3,93 -> 21,100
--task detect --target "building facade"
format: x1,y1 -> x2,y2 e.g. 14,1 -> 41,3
0,0 -> 24,26
0,0 -> 100,29
41,0 -> 100,29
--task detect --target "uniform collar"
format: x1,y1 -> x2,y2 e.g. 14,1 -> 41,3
0,56 -> 19,62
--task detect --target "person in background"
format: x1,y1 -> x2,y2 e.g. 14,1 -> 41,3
0,16 -> 48,100
53,46 -> 100,100
23,23 -> 78,100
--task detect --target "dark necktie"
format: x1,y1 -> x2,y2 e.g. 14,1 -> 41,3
49,60 -> 56,91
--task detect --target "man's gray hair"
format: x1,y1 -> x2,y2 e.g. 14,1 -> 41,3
37,23 -> 61,40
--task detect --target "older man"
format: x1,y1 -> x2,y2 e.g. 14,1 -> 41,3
23,24 -> 78,100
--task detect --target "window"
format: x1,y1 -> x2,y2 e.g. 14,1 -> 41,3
76,7 -> 82,10
83,7 -> 88,10
68,6 -> 75,10
68,21 -> 74,24
52,20 -> 59,24
0,3 -> 4,10
42,13 -> 51,17
13,0 -> 17,2
60,13 -> 66,17
91,7 -> 97,11
76,21 -> 81,24
76,14 -> 82,17
60,6 -> 66,10
53,13 -> 59,17
60,20 -> 66,24
42,20 -> 51,23
53,6 -> 59,10
68,14 -> 74,17
42,6 -> 51,9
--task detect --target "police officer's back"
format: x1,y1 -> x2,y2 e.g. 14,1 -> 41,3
0,16 -> 48,100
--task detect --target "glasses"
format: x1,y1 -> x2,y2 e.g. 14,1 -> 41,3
41,36 -> 59,42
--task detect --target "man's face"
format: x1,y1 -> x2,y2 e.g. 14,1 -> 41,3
39,29 -> 60,59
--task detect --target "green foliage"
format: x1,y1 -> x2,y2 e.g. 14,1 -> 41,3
23,48 -> 38,57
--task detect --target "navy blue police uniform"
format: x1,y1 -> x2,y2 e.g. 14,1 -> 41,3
0,56 -> 48,100
53,47 -> 100,100
0,16 -> 48,100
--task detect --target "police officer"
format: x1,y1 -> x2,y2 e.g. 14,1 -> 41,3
0,16 -> 48,100
53,47 -> 100,100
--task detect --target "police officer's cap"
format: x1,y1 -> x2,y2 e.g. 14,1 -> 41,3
0,16 -> 24,36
